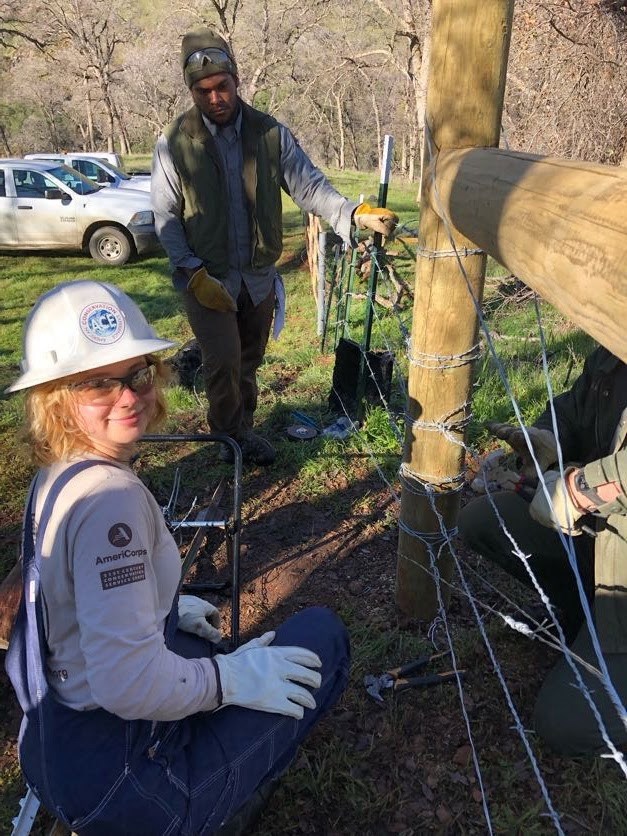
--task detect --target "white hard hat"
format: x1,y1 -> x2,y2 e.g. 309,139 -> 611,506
7,280 -> 176,392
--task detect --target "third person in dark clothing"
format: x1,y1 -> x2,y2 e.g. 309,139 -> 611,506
459,345 -> 627,755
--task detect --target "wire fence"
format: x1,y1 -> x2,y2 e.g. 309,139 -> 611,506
308,192 -> 627,831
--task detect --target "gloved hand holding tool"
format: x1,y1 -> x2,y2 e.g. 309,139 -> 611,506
470,449 -> 537,499
486,421 -> 558,480
187,266 -> 237,312
213,631 -> 322,719
364,650 -> 464,705
353,203 -> 399,239
529,468 -> 584,535
178,594 -> 222,643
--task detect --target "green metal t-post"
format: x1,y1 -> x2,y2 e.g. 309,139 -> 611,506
356,135 -> 394,420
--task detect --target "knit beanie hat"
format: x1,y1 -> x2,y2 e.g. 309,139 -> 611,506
181,28 -> 237,88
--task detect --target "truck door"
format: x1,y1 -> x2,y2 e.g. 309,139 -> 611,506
12,168 -> 79,248
0,170 -> 17,246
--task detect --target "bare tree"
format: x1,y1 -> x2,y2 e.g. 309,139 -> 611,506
38,0 -> 139,152
0,0 -> 47,50
506,0 -> 627,163
1,0 -> 625,170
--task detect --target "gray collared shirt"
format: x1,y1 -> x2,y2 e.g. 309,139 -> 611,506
151,106 -> 356,306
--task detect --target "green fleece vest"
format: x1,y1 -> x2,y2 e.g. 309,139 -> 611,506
164,101 -> 283,277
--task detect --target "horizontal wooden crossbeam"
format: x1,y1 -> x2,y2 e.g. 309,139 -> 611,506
431,148 -> 627,362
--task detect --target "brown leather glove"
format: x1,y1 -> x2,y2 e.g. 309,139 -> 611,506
187,266 -> 237,312
486,421 -> 558,479
353,203 -> 398,238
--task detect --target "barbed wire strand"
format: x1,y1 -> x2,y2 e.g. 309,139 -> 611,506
320,171 -> 627,829
423,117 -> 627,772
425,485 -> 565,834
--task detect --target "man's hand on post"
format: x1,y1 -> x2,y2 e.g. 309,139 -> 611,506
187,266 -> 237,312
486,422 -> 558,479
353,203 -> 398,238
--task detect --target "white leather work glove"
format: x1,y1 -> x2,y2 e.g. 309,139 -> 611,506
187,266 -> 237,312
178,595 -> 222,643
529,468 -> 583,535
213,630 -> 322,719
353,203 -> 398,238
486,422 -> 558,479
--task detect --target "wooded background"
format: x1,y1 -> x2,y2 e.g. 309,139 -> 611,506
0,0 -> 626,175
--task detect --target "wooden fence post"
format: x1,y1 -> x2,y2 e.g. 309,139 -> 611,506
396,0 -> 514,618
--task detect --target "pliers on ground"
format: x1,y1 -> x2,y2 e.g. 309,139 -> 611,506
364,650 -> 465,704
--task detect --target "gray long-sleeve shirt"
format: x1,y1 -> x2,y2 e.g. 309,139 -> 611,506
151,106 -> 357,305
37,460 -> 220,721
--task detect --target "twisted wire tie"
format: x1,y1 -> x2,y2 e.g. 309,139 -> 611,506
398,462 -> 466,494
417,245 -> 485,259
398,519 -> 458,545
407,343 -> 482,369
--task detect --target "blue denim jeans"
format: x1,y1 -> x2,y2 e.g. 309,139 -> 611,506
18,607 -> 350,835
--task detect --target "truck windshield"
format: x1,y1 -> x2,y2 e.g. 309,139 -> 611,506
49,165 -> 102,195
105,162 -> 132,180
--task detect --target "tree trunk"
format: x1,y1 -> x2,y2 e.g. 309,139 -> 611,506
84,75 -> 95,150
333,92 -> 345,170
370,90 -> 382,171
0,123 -> 12,156
400,133 -> 408,177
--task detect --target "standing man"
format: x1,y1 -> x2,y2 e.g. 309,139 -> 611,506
152,27 -> 397,465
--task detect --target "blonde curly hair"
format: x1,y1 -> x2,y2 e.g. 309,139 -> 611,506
21,355 -> 170,466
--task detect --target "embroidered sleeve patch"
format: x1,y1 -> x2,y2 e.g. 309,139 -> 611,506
100,562 -> 146,591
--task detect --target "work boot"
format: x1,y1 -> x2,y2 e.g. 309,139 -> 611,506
219,430 -> 276,466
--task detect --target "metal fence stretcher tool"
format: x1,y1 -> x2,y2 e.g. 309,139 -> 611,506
364,650 -> 465,704
142,433 -> 243,648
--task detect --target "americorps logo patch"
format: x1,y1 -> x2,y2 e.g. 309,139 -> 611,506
108,523 -> 132,547
80,303 -> 125,345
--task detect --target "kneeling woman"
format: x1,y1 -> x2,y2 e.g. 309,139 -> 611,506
6,280 -> 350,835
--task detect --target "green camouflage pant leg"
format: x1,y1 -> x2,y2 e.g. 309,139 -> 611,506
534,626 -> 627,755
458,491 -> 594,630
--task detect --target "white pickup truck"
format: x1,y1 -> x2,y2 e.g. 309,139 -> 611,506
0,159 -> 159,266
24,153 -> 151,192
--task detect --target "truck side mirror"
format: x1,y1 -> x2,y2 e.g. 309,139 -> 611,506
44,188 -> 64,200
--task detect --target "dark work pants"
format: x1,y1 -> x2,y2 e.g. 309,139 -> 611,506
533,624 -> 627,755
182,284 -> 275,437
19,607 -> 350,835
459,492 -> 627,755
459,492 -> 595,636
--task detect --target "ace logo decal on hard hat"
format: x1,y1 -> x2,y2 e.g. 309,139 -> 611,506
80,303 -> 125,344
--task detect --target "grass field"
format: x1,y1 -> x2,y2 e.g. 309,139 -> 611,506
0,168 -> 624,834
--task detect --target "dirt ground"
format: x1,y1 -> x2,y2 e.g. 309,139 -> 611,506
0,444 -> 623,835
154,448 -> 622,836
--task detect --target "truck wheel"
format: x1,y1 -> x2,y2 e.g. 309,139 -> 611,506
88,226 -> 133,266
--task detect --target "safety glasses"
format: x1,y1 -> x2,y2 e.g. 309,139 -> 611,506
184,47 -> 236,75
69,363 -> 156,405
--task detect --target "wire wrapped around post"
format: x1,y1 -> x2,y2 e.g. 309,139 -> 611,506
396,0 -> 514,619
